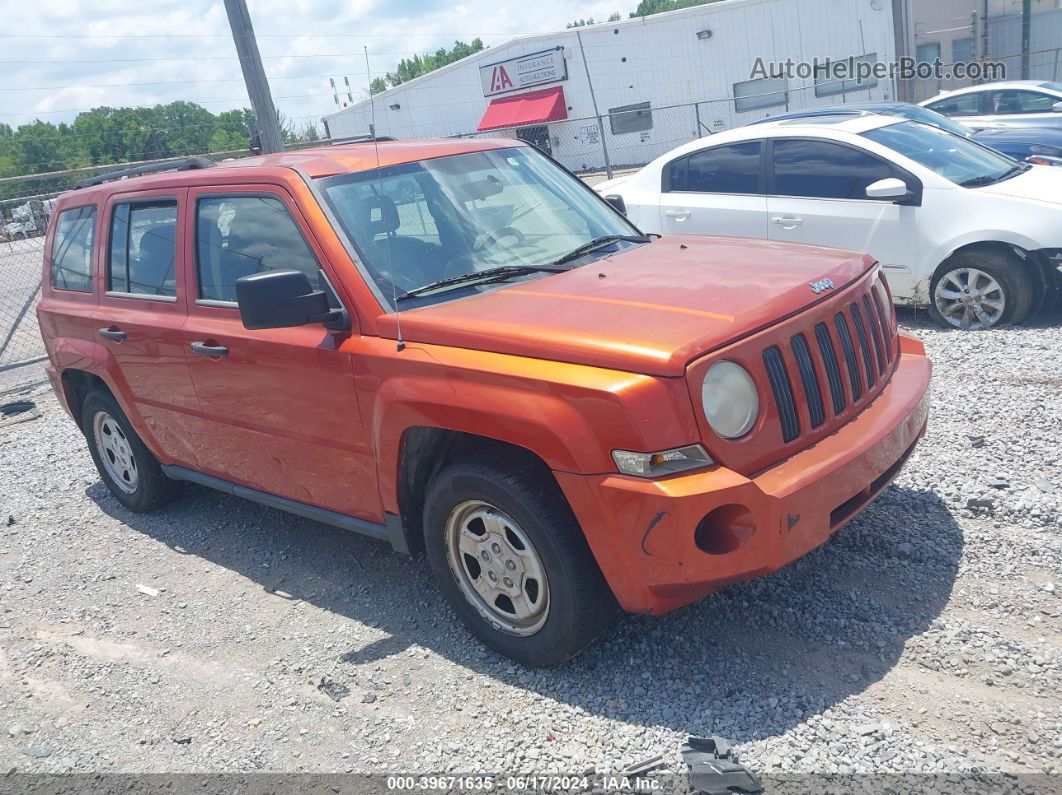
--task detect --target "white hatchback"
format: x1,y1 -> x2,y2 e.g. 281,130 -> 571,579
596,115 -> 1062,330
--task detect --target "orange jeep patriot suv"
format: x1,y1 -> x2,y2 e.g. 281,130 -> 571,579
38,140 -> 931,665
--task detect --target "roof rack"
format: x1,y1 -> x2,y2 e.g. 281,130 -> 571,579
327,134 -> 397,146
73,156 -> 215,190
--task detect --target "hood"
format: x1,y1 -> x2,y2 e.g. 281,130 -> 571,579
972,126 -> 1062,148
592,174 -> 633,195
378,236 -> 874,377
974,163 -> 1062,202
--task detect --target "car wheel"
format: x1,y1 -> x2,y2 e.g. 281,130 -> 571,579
82,389 -> 180,512
929,250 -> 1034,330
423,455 -> 618,666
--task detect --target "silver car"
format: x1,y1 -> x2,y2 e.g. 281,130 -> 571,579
920,80 -> 1062,131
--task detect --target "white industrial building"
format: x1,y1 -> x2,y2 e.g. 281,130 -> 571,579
323,0 -> 901,171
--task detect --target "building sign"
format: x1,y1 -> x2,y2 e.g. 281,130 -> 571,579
480,47 -> 567,97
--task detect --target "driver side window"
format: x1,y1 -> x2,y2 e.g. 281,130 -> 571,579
195,195 -> 322,303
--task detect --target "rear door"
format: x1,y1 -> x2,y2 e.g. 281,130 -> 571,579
179,185 -> 380,521
96,188 -> 201,465
657,140 -> 768,239
764,137 -> 921,300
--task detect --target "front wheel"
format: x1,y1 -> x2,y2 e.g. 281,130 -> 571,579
929,251 -> 1034,330
423,456 -> 618,666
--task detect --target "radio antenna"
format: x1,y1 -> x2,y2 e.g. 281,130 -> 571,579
365,46 -> 404,352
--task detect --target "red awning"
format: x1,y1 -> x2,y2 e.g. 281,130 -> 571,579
477,86 -> 568,132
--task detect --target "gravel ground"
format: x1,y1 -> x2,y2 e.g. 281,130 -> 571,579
0,307 -> 1059,780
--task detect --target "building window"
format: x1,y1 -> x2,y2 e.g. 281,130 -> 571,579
733,77 -> 788,113
916,42 -> 941,63
608,102 -> 652,135
952,38 -> 974,64
814,53 -> 879,97
108,201 -> 178,297
50,206 -> 97,292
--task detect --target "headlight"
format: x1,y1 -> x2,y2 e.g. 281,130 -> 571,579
612,444 -> 712,477
701,361 -> 759,439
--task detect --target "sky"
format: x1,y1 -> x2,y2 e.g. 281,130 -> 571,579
0,0 -> 628,130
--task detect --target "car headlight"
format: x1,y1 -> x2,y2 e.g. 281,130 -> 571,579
612,444 -> 712,477
701,361 -> 759,439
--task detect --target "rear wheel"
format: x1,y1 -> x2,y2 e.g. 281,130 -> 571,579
929,250 -> 1034,330
82,390 -> 180,512
423,456 -> 618,666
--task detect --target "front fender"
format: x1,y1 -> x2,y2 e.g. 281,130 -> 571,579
362,340 -> 700,515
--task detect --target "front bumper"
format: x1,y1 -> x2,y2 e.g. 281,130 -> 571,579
555,349 -> 932,615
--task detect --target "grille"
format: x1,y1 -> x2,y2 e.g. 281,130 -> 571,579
760,273 -> 897,447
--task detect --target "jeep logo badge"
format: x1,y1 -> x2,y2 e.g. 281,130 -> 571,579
809,278 -> 835,294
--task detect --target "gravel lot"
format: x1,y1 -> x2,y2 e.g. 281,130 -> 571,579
0,307 -> 1059,780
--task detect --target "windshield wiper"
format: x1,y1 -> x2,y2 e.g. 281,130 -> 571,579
395,264 -> 570,302
552,234 -> 650,266
960,162 -> 1030,187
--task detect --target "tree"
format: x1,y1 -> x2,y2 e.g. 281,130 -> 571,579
630,0 -> 721,17
384,39 -> 486,88
369,77 -> 387,95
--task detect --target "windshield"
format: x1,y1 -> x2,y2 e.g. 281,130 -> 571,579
890,105 -> 973,137
317,146 -> 639,308
863,121 -> 1022,186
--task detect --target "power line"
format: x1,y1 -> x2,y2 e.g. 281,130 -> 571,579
0,32 -> 525,38
0,51 -> 459,65
0,94 -> 339,117
0,75 -> 366,92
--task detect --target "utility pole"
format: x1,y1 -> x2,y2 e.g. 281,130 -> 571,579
576,30 -> 612,180
1020,0 -> 1031,80
224,0 -> 284,154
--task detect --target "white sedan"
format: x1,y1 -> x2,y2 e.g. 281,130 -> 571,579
595,114 -> 1062,330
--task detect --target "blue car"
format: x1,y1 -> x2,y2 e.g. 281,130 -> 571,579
750,102 -> 1062,167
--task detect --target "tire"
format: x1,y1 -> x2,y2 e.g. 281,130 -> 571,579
423,455 -> 619,666
81,389 -> 180,512
928,249 -> 1035,330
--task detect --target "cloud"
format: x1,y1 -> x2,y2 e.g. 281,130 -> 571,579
0,0 -> 626,138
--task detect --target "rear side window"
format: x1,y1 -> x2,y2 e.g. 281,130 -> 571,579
986,90 -> 1057,115
195,196 -> 321,303
926,93 -> 982,117
686,142 -> 762,194
771,139 -> 894,200
51,206 -> 97,292
109,201 -> 178,297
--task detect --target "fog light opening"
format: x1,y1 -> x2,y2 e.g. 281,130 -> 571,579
695,504 -> 756,555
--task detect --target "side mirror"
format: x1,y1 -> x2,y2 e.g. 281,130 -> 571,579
236,270 -> 347,331
866,177 -> 913,202
604,194 -> 627,216
1052,101 -> 1062,113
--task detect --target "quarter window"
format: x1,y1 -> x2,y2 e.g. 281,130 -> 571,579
109,201 -> 178,297
667,142 -> 762,194
196,195 -> 321,303
51,206 -> 97,292
771,139 -> 895,200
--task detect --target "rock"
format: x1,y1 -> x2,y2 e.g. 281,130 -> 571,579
362,692 -> 377,704
136,584 -> 160,597
987,478 -> 1010,490
855,723 -> 879,736
1033,479 -> 1055,495
21,747 -> 51,759
172,736 -> 192,744
967,497 -> 995,510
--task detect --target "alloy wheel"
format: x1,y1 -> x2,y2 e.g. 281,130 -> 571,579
933,267 -> 1007,330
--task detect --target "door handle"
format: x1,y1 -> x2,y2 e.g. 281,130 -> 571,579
771,216 -> 803,228
98,327 -> 127,342
190,341 -> 229,358
664,209 -> 691,220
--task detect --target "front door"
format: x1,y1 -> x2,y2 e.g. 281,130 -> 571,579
765,138 -> 921,301
179,185 -> 380,522
657,140 -> 768,239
